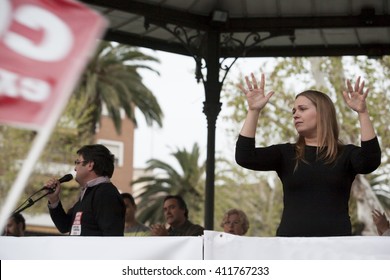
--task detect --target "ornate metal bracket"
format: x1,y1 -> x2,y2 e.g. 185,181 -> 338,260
144,18 -> 294,84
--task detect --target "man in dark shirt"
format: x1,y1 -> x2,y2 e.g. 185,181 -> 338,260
150,195 -> 203,236
45,144 -> 125,236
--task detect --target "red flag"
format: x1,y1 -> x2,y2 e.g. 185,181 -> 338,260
0,0 -> 107,129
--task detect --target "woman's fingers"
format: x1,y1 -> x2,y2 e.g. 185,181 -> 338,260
251,73 -> 258,89
245,72 -> 266,91
245,75 -> 253,90
261,73 -> 266,90
347,80 -> 353,93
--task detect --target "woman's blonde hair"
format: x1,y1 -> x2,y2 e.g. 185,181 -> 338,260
295,90 -> 342,166
220,208 -> 250,235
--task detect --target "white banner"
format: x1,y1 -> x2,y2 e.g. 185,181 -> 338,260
2,231 -> 390,260
2,232 -> 390,279
0,236 -> 203,260
203,230 -> 390,260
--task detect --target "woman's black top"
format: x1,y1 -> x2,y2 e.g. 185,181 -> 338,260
236,135 -> 381,237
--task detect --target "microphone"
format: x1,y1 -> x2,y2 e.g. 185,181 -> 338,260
42,174 -> 73,193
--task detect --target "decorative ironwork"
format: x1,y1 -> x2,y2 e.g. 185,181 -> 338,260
144,18 -> 293,84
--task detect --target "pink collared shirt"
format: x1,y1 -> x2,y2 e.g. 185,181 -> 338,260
79,176 -> 111,201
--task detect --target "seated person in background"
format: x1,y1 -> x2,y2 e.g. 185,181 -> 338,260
372,209 -> 390,236
121,193 -> 150,236
221,208 -> 250,236
150,195 -> 204,236
3,213 -> 25,237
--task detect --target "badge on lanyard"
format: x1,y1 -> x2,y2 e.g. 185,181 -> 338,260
70,211 -> 83,235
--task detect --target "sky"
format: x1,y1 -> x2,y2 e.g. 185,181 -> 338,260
134,50 -> 207,168
133,49 -> 269,169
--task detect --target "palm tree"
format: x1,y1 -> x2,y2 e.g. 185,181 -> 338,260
132,143 -> 205,225
74,41 -> 163,134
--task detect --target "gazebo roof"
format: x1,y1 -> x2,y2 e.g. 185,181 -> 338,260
82,0 -> 390,58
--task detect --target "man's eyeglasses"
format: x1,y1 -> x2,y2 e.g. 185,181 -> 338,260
74,160 -> 88,165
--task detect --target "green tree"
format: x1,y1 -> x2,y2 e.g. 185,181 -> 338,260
75,41 -> 163,134
133,143 -> 205,225
0,126 -> 35,201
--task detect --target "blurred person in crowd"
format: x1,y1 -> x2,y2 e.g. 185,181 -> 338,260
2,213 -> 25,236
150,195 -> 204,236
121,193 -> 150,236
372,209 -> 390,236
221,208 -> 250,236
